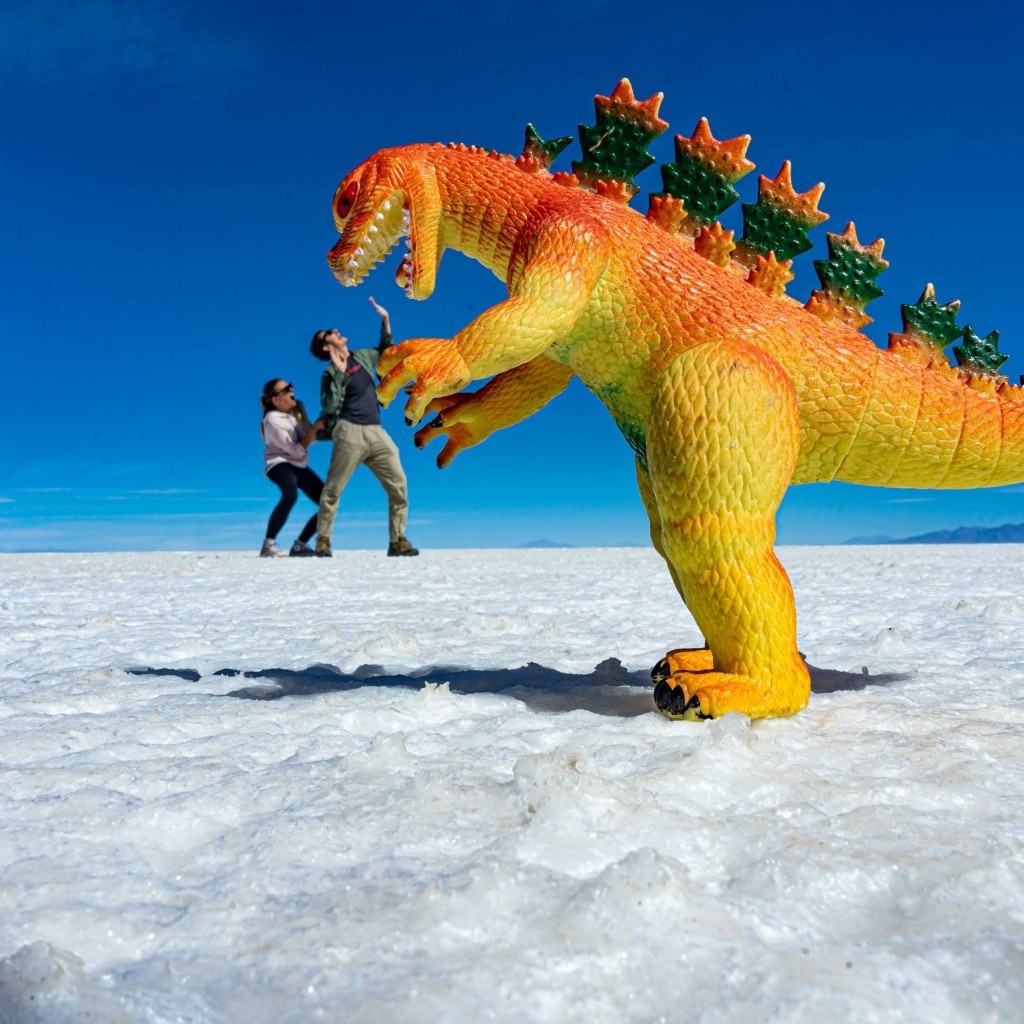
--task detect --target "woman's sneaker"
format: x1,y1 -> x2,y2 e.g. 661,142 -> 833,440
260,538 -> 282,558
289,540 -> 316,557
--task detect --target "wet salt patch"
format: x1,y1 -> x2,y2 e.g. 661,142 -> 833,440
0,547 -> 1023,1021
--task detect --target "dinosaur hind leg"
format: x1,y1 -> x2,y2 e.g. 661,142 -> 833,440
647,339 -> 810,721
636,458 -> 714,676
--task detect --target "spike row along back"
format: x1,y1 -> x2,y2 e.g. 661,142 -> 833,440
516,79 -> 1009,383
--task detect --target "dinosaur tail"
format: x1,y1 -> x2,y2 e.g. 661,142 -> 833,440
832,350 -> 1024,490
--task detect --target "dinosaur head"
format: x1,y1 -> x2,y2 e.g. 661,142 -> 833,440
326,146 -> 442,301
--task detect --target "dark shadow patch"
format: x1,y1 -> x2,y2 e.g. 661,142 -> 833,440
221,658 -> 656,717
125,658 -> 913,717
809,665 -> 915,694
125,666 -> 201,682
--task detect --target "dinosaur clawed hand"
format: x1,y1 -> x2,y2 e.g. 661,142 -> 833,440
377,338 -> 472,425
413,392 -> 493,468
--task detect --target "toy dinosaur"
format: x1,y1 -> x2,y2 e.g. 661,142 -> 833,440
324,79 -> 1024,721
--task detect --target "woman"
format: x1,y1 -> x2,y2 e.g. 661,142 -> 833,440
259,378 -> 324,557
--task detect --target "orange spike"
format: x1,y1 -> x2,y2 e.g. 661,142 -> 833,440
595,78 -> 669,135
677,118 -> 755,182
552,171 -> 581,189
694,222 -> 737,268
646,194 -> 687,234
805,291 -> 872,329
835,221 -> 886,261
759,161 -> 828,225
887,336 -> 936,366
594,179 -> 638,204
747,252 -> 795,298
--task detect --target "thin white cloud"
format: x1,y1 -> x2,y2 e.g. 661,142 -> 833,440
0,0 -> 257,93
884,497 -> 937,504
130,489 -> 205,496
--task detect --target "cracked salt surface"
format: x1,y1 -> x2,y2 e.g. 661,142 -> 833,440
0,546 -> 1022,1023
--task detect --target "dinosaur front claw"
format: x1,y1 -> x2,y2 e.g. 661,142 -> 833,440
376,338 -> 471,424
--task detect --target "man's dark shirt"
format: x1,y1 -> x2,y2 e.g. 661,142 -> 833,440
317,322 -> 393,436
338,358 -> 380,425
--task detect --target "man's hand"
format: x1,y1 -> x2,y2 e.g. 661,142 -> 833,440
368,295 -> 389,321
327,341 -> 349,373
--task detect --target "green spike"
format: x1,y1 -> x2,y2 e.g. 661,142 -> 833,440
653,119 -> 754,232
571,80 -> 668,194
953,327 -> 1008,376
813,227 -> 887,310
741,202 -> 812,261
900,284 -> 964,351
657,158 -> 739,231
522,124 -> 572,170
573,120 -> 658,191
737,162 -> 828,264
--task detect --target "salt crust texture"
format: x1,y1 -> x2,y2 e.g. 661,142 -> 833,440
0,547 -> 1022,1023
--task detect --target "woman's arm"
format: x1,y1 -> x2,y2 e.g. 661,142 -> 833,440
300,419 -> 324,448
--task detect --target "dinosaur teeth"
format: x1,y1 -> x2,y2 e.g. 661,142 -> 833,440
396,249 -> 415,298
332,189 -> 407,288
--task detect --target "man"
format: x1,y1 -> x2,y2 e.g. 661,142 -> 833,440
310,296 -> 419,558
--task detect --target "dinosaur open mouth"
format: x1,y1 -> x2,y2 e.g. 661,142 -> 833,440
329,190 -> 413,296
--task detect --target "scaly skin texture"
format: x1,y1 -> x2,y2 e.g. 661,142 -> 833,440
324,132 -> 1024,721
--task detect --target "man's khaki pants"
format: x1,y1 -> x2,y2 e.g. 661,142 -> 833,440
317,421 -> 409,545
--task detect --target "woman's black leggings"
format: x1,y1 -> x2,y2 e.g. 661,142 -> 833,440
266,462 -> 324,543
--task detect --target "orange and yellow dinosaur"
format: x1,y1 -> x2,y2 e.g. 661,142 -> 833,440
324,79 -> 1023,721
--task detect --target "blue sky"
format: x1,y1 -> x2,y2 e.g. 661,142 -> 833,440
3,0 -> 1023,551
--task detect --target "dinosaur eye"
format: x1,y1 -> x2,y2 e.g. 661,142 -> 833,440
334,181 -> 359,225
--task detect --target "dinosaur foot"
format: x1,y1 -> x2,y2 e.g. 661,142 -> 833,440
654,669 -> 807,721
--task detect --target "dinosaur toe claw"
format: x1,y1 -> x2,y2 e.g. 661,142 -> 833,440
654,678 -> 711,720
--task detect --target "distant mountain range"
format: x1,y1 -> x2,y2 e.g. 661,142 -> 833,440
846,522 -> 1024,545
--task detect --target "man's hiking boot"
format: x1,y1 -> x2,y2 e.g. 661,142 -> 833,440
387,536 -> 419,557
260,538 -> 282,558
289,540 -> 316,557
315,536 -> 333,558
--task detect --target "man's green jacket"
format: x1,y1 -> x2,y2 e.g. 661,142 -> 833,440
317,322 -> 393,437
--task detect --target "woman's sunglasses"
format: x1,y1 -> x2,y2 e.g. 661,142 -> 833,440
273,383 -> 294,397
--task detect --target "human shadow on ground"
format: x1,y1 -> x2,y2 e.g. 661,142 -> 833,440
126,659 -> 913,719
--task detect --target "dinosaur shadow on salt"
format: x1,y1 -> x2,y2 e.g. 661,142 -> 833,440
126,659 -> 912,718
